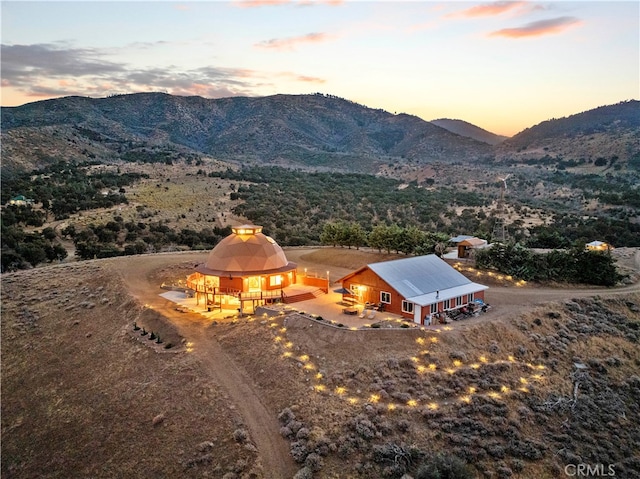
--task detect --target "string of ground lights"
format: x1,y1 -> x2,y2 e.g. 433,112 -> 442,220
245,311 -> 547,412
452,262 -> 528,287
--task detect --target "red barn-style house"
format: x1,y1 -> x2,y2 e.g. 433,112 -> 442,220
186,224 -> 327,312
337,255 -> 488,325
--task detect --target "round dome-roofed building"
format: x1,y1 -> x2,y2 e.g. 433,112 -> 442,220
187,225 -> 298,311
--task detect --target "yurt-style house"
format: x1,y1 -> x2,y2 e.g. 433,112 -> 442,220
186,224 -> 325,313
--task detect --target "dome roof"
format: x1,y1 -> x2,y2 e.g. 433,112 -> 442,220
199,225 -> 296,275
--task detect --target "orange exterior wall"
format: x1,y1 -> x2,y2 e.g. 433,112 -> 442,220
344,269 -> 409,318
343,268 -> 487,321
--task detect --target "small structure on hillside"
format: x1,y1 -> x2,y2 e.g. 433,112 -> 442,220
186,224 -> 327,313
7,195 -> 34,206
586,240 -> 612,251
336,254 -> 488,326
456,237 -> 488,258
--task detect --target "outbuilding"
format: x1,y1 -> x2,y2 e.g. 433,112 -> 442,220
336,254 -> 488,325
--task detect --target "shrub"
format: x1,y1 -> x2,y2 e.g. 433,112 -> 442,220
305,452 -> 324,472
290,440 -> 309,463
278,407 -> 296,424
232,428 -> 248,443
293,467 -> 313,479
415,453 -> 474,479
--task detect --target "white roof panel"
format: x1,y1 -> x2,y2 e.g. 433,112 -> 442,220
368,254 -> 485,301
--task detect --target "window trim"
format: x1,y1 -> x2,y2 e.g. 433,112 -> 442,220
401,300 -> 414,314
380,291 -> 391,304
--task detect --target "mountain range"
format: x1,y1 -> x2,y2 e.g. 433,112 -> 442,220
1,93 -> 638,174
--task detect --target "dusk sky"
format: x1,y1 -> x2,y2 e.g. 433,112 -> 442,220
1,1 -> 638,136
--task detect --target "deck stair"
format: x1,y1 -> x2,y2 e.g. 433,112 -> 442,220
282,287 -> 324,304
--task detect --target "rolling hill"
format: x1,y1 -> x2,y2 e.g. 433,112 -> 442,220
0,93 -> 492,174
496,100 -> 640,167
431,118 -> 508,145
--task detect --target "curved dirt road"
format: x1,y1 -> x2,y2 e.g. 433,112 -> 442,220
106,253 -> 298,479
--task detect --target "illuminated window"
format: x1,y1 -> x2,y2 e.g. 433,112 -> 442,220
402,301 -> 414,313
380,291 -> 391,304
269,275 -> 282,286
247,276 -> 261,291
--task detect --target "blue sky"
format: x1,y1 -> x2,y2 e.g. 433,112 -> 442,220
2,1 -> 638,136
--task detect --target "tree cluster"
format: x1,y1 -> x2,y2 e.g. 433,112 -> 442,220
320,222 -> 449,256
475,242 -> 623,286
64,217 -> 231,260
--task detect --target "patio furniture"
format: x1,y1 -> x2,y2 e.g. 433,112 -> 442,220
367,310 -> 376,319
343,307 -> 358,315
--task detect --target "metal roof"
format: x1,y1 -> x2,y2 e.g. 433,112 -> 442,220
368,254 -> 487,306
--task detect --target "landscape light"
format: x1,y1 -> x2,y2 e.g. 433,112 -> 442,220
285,342 -> 293,348
501,386 -> 510,393
508,355 -> 515,362
411,356 -> 420,363
314,384 -> 326,392
304,363 -> 315,370
315,373 -> 323,380
416,338 -> 425,345
470,363 -> 480,369
427,402 -> 439,410
488,392 -> 501,399
299,354 -> 309,362
519,377 -> 528,384
282,352 -> 292,358
479,356 -> 488,363
348,397 -> 358,405
428,364 -> 437,371
369,394 -> 380,403
446,368 -> 456,375
430,337 -> 438,343
468,386 -> 476,394
274,336 -> 282,342
453,360 -> 463,367
407,399 -> 417,407
460,396 -> 471,403
417,366 -> 427,374
335,386 -> 346,395
387,404 -> 396,411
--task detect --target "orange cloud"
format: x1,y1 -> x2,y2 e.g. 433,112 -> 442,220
489,16 -> 582,38
277,72 -> 325,83
255,32 -> 334,50
450,1 -> 526,18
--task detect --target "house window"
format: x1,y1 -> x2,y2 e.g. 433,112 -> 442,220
443,299 -> 451,310
430,303 -> 438,314
402,300 -> 414,314
456,296 -> 463,306
269,275 -> 282,287
380,291 -> 391,304
467,293 -> 474,303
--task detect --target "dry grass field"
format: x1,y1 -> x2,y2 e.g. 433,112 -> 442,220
2,248 -> 640,479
